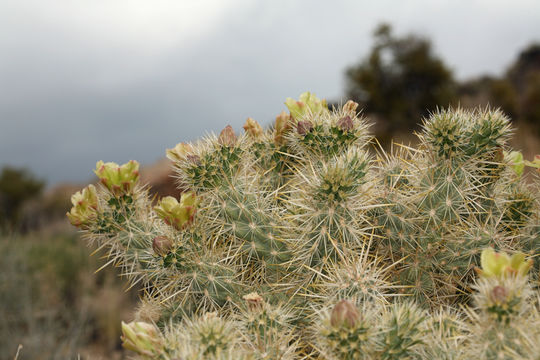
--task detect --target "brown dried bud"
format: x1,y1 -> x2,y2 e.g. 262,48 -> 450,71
490,285 -> 508,304
493,147 -> 504,163
243,292 -> 264,312
297,120 -> 313,136
274,111 -> 293,145
218,125 -> 237,147
330,300 -> 360,328
152,236 -> 173,256
343,100 -> 359,115
243,117 -> 264,139
337,115 -> 354,131
186,154 -> 201,165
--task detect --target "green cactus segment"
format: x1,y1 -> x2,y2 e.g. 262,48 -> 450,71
183,145 -> 243,190
221,193 -> 291,267
499,186 -> 535,233
315,151 -> 369,205
252,142 -> 290,175
463,111 -> 511,157
378,303 -> 426,360
423,109 -> 511,161
94,194 -> 136,232
321,321 -> 371,360
185,258 -> 239,308
185,313 -> 239,357
161,246 -> 187,269
298,123 -> 361,158
240,296 -> 295,353
417,166 -> 467,225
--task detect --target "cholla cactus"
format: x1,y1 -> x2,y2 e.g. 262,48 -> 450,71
68,93 -> 540,358
462,248 -> 539,359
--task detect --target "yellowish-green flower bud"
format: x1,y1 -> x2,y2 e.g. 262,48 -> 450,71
524,154 -> 540,173
94,160 -> 139,195
479,248 -> 532,278
166,142 -> 193,162
66,184 -> 98,229
274,111 -> 292,145
285,92 -> 328,120
243,117 -> 264,139
121,321 -> 164,358
504,150 -> 524,177
154,192 -> 199,230
330,299 -> 360,328
218,125 -> 237,147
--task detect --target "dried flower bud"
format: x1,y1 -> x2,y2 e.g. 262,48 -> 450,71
490,285 -> 508,304
297,120 -> 313,136
166,142 -> 193,162
274,111 -> 293,145
337,115 -> 354,131
243,292 -> 264,312
94,160 -> 139,195
218,125 -> 237,147
243,117 -> 264,139
343,100 -> 359,115
152,236 -> 173,256
121,321 -> 164,357
330,300 -> 360,328
186,154 -> 201,165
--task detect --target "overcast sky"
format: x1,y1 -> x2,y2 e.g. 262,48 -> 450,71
1,0 -> 540,185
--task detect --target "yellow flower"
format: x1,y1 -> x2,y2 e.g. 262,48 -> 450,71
285,92 -> 328,120
121,321 -> 164,357
94,160 -> 139,195
504,150 -> 524,177
66,184 -> 98,229
479,248 -> 532,278
154,192 -> 199,229
166,142 -> 193,162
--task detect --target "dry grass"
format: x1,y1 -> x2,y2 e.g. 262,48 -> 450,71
0,223 -> 139,359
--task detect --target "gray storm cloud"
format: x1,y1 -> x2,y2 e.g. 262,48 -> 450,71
1,0 -> 539,184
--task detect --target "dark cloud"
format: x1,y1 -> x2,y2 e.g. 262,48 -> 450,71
1,0 -> 539,184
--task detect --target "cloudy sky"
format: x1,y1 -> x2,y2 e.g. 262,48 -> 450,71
1,0 -> 540,185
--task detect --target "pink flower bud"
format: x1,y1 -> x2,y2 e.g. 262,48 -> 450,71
337,115 -> 354,131
330,300 -> 360,328
297,121 -> 313,136
490,285 -> 508,304
152,236 -> 173,256
218,125 -> 237,147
